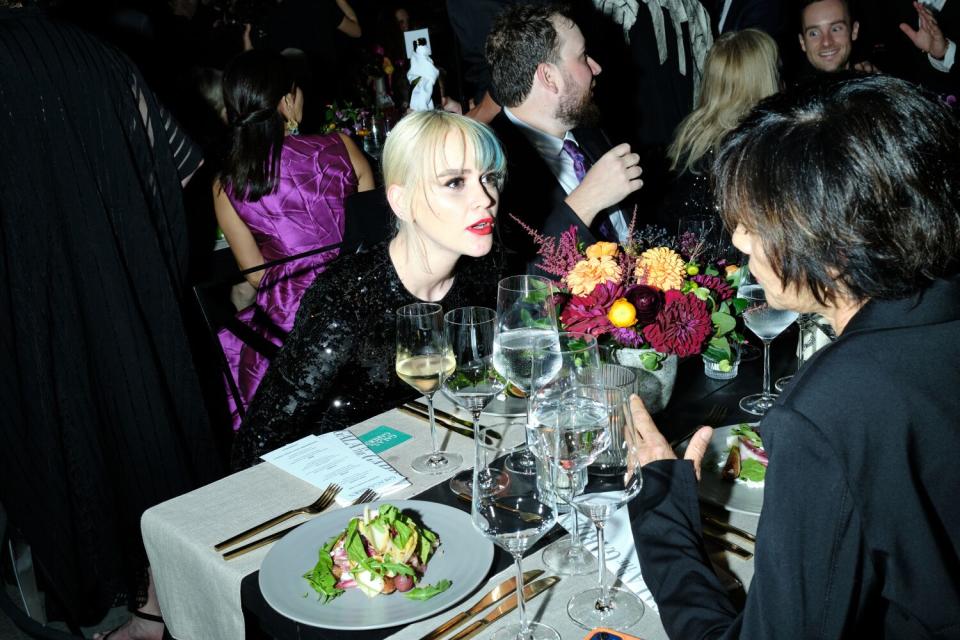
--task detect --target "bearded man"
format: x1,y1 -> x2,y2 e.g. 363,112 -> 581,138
485,3 -> 644,270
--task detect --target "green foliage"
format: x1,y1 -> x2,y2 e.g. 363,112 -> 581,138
404,580 -> 452,601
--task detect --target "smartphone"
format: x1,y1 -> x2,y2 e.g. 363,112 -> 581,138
583,629 -> 644,640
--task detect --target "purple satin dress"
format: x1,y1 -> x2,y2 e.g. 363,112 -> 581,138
219,133 -> 357,430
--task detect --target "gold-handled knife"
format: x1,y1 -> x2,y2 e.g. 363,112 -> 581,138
446,577 -> 561,640
703,514 -> 757,544
702,530 -> 753,559
222,522 -> 301,560
410,400 -> 476,429
397,405 -> 477,440
419,569 -> 544,640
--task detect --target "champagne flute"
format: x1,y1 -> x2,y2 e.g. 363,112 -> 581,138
738,276 -> 799,415
472,421 -> 559,640
396,302 -> 460,474
441,306 -> 508,496
531,332 -> 600,575
566,385 -> 645,630
492,275 -> 560,475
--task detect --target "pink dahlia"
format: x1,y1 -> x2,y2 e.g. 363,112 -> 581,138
560,281 -> 622,336
609,327 -> 646,348
642,290 -> 712,357
691,274 -> 734,301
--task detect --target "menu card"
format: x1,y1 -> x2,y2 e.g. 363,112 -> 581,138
261,431 -> 410,505
556,507 -> 659,613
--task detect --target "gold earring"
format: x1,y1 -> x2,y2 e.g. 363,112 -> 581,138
285,119 -> 300,135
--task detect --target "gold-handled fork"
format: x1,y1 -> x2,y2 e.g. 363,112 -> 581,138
214,483 -> 341,551
221,487 -> 378,561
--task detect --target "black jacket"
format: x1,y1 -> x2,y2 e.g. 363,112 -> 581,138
490,110 -> 633,272
632,276 -> 960,638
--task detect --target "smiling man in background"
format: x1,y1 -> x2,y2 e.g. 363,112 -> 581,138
798,0 -> 864,72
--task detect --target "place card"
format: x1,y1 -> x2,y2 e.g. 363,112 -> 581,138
358,425 -> 412,454
261,431 -> 410,505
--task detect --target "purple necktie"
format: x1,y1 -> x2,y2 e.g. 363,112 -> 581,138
562,138 -> 617,241
562,138 -> 590,182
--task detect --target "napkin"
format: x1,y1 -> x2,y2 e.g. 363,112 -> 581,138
407,43 -> 439,111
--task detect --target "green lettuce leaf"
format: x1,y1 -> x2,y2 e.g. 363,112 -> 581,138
404,579 -> 452,601
739,458 -> 767,482
302,533 -> 345,603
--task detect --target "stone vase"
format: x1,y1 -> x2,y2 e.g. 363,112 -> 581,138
605,347 -> 678,414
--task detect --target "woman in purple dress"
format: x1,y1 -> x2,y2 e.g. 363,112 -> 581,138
214,50 -> 373,430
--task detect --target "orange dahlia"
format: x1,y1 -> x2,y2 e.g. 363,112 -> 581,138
566,256 -> 622,296
585,241 -> 619,259
635,247 -> 686,291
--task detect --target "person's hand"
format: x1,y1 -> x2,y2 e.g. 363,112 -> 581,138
900,1 -> 948,59
565,143 -> 642,226
628,395 -> 713,481
854,59 -> 880,73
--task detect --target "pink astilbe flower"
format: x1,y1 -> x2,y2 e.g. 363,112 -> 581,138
609,327 -> 646,347
691,274 -> 734,301
642,290 -> 712,357
510,217 -> 583,278
559,281 -> 623,336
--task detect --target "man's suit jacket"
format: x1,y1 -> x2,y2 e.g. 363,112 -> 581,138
708,0 -> 787,36
490,111 -> 632,272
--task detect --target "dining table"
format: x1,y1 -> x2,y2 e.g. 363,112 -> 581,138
141,334 -> 797,640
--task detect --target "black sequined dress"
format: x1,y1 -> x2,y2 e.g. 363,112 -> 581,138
233,240 -> 502,468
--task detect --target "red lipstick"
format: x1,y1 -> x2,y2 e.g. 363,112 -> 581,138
467,218 -> 495,236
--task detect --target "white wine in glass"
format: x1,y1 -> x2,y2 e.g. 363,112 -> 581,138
396,303 -> 461,474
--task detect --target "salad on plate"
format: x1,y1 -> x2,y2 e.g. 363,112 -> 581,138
720,423 -> 768,487
303,504 -> 451,603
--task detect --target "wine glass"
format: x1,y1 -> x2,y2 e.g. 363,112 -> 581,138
472,421 -> 559,640
531,333 -> 600,575
492,275 -> 560,475
441,306 -> 508,496
566,385 -> 645,630
775,313 -> 812,392
738,276 -> 799,415
395,303 -> 460,474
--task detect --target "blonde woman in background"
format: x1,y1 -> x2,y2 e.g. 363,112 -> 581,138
659,29 -> 781,228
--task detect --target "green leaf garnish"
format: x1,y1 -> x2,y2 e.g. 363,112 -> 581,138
739,459 -> 766,482
303,533 -> 345,603
404,579 -> 452,601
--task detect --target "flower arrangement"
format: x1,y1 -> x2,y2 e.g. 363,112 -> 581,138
322,102 -> 372,137
517,218 -> 747,371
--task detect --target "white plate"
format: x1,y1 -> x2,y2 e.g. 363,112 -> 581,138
482,392 -> 527,418
259,500 -> 494,630
677,423 -> 764,516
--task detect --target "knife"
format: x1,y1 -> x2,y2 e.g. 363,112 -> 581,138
447,577 -> 561,640
419,569 -> 544,640
703,514 -> 756,544
222,522 -> 302,560
702,530 -> 753,559
410,400 -> 476,429
397,405 -> 477,441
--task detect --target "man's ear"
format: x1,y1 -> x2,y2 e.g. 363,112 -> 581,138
851,20 -> 859,41
535,61 -> 561,95
798,32 -> 807,52
386,183 -> 408,221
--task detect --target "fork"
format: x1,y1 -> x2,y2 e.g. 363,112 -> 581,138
351,488 -> 379,505
221,488 -> 379,561
214,483 -> 341,551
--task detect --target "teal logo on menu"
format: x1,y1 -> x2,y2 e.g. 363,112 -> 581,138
359,426 -> 412,453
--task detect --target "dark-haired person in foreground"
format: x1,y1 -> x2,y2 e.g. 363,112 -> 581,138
629,74 -> 960,637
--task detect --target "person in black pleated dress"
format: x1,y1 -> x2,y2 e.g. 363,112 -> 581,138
0,8 -> 221,638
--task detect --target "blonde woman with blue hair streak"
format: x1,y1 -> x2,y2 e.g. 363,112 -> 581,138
233,110 -> 508,469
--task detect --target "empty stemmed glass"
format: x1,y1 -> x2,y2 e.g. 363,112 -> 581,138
395,303 -> 460,474
441,306 -> 508,496
492,275 -> 560,475
738,274 -> 799,415
565,385 -> 645,629
472,421 -> 559,640
531,332 -> 600,575
775,313 -> 812,392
